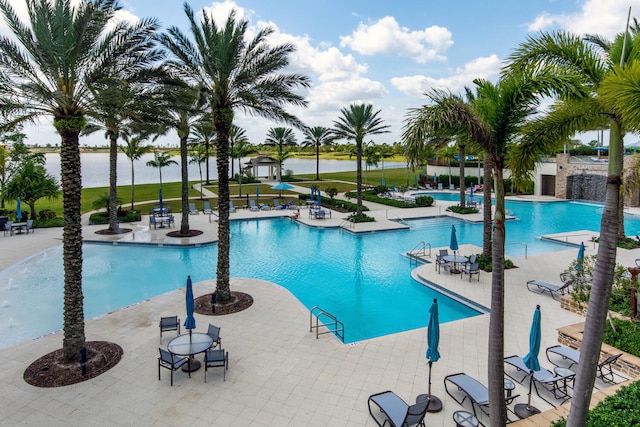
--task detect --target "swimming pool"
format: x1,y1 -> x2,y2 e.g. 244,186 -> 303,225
3,199 -> 640,349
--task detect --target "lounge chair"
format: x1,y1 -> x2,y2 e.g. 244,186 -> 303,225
273,199 -> 285,209
229,201 -> 236,213
189,202 -> 199,215
444,372 -> 519,418
461,262 -> 480,281
159,315 -> 180,343
206,323 -> 222,348
204,348 -> 228,382
504,355 -> 574,405
286,200 -> 299,210
158,348 -> 189,386
248,199 -> 260,211
367,390 -> 430,427
203,201 -> 213,214
526,279 -> 573,300
546,345 -> 623,384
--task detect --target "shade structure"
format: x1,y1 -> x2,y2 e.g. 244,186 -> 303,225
423,298 -> 443,412
271,182 -> 294,191
434,173 -> 437,183
158,189 -> 163,213
16,198 -> 22,220
449,225 -> 459,255
184,275 -> 196,336
575,242 -> 585,274
317,188 -> 322,207
470,185 -> 474,198
594,146 -> 608,151
515,305 -> 542,419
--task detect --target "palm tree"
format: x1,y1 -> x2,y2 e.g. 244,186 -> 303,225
0,0 -> 159,362
159,4 -> 309,301
189,144 -> 207,200
507,27 -> 640,425
403,70 -> 582,425
333,104 -> 390,218
363,142 -> 380,186
4,159 -> 59,219
146,152 -> 177,192
377,143 -> 395,185
121,134 -> 151,210
228,124 -> 249,179
190,119 -> 216,184
229,137 -> 257,197
264,127 -> 297,181
302,126 -> 333,180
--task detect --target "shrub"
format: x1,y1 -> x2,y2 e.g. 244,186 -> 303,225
603,317 -> 640,357
88,210 -> 141,225
33,217 -> 63,228
37,209 -> 57,220
447,205 -> 479,214
347,213 -> 375,223
475,253 -> 516,272
551,380 -> 640,426
415,196 -> 434,207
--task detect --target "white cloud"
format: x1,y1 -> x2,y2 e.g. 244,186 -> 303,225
528,0 -> 640,38
202,0 -> 250,26
391,54 -> 501,97
339,16 -> 453,63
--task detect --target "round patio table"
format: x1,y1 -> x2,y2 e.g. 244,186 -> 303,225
168,332 -> 213,372
443,255 -> 469,274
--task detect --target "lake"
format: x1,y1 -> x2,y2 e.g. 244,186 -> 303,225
43,153 -> 406,188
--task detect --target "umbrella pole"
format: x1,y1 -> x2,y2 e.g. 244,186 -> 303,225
417,361 -> 443,413
514,373 -> 540,419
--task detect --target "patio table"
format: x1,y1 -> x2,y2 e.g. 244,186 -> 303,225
168,333 -> 213,372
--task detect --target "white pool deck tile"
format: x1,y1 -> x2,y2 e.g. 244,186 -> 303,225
0,196 -> 639,426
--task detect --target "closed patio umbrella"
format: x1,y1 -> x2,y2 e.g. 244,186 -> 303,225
317,188 -> 322,207
575,242 -> 585,275
515,305 -> 542,419
158,189 -> 163,214
422,299 -> 443,412
184,275 -> 196,341
16,198 -> 22,221
449,225 -> 459,256
256,185 -> 259,202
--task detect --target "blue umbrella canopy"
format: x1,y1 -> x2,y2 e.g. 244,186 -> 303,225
449,225 -> 459,254
184,275 -> 196,332
426,299 -> 440,363
16,198 -> 22,220
523,305 -> 541,372
575,242 -> 585,273
271,182 -> 294,191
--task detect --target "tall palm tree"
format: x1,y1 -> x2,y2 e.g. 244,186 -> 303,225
228,124 -> 249,179
189,144 -> 207,200
146,151 -> 177,192
229,137 -> 257,197
159,4 -> 309,301
121,134 -> 151,210
363,142 -> 380,186
302,126 -> 333,180
403,70 -> 582,425
264,127 -> 297,181
0,0 -> 159,362
507,27 -> 640,425
333,104 -> 390,218
377,143 -> 395,185
190,119 -> 216,184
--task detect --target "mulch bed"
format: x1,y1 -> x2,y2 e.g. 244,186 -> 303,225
195,291 -> 253,315
24,341 -> 123,388
94,228 -> 132,235
167,230 -> 203,237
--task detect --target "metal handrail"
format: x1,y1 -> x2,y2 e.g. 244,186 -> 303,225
309,306 -> 344,342
407,241 -> 431,265
506,241 -> 528,259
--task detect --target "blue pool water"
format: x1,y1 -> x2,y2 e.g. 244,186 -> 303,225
3,199 -> 640,349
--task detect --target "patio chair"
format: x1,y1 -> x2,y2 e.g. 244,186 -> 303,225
504,355 -> 574,405
444,372 -> 519,418
526,279 -> 573,300
286,200 -> 299,210
461,262 -> 480,281
315,209 -> 326,219
273,199 -> 285,209
249,199 -> 260,211
149,216 -> 157,230
159,315 -> 180,343
206,323 -> 222,348
464,254 -> 477,268
367,390 -> 430,427
158,348 -> 188,386
204,348 -> 228,382
189,203 -> 199,215
229,201 -> 236,213
26,219 -> 34,234
3,221 -> 13,236
167,215 -> 175,228
203,201 -> 213,214
435,249 -> 449,273
546,345 -> 623,384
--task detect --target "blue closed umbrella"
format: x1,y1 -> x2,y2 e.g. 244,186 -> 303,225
256,185 -> 260,202
575,242 -> 585,274
184,275 -> 196,339
317,188 -> 322,207
424,298 -> 443,412
414,175 -> 418,185
15,198 -> 22,220
158,189 -> 163,214
449,225 -> 459,255
470,185 -> 474,198
516,305 -> 542,418
434,173 -> 437,183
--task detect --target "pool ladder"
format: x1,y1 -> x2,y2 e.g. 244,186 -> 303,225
407,241 -> 431,265
309,306 -> 344,342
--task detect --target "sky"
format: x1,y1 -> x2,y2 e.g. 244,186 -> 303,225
5,0 -> 640,147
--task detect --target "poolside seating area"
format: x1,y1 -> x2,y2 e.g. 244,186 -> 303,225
444,372 -> 519,419
367,390 -> 430,427
546,345 -> 624,385
504,355 -> 574,406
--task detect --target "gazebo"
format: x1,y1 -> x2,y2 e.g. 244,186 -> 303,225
244,156 -> 278,180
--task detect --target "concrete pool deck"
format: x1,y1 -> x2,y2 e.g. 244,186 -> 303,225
1,195 -> 639,426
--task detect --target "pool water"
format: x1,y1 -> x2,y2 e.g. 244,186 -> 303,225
3,199 -> 640,349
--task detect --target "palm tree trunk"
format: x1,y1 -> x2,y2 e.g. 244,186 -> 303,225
617,137 -> 625,241
28,201 -> 36,220
205,142 -> 211,185
483,154 -> 492,257
567,119 -> 623,427
58,127 -> 86,362
108,132 -> 119,232
238,158 -> 243,197
214,107 -> 232,302
459,145 -> 466,207
488,163 -> 507,427
315,143 -> 320,180
180,135 -> 190,235
356,138 -> 363,217
130,159 -> 135,210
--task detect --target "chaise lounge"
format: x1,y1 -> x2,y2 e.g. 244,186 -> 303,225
526,279 -> 573,300
444,372 -> 519,418
546,345 -> 623,384
504,355 -> 574,405
367,390 -> 430,427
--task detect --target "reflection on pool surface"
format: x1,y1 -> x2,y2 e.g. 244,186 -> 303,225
3,199 -> 640,349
